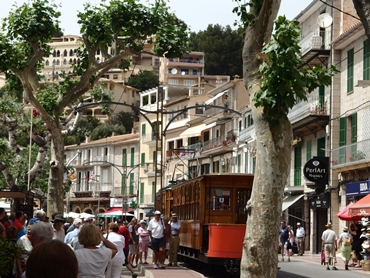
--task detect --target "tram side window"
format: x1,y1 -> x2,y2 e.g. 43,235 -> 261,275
208,189 -> 231,210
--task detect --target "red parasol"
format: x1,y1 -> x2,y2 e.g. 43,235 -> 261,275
337,202 -> 363,221
349,194 -> 370,217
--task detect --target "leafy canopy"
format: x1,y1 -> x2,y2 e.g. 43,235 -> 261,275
253,16 -> 338,124
126,70 -> 159,92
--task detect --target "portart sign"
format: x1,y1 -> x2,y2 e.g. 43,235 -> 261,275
303,157 -> 329,185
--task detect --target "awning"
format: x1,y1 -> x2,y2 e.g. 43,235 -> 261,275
282,194 -> 304,211
180,123 -> 216,137
349,194 -> 370,216
205,90 -> 228,105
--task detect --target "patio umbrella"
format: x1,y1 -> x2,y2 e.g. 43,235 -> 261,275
349,194 -> 370,217
336,202 -> 362,221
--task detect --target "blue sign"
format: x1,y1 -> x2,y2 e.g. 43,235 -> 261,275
346,180 -> 370,196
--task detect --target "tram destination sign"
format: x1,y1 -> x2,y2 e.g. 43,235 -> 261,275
303,157 -> 329,185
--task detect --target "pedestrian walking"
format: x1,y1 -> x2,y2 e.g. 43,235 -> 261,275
338,226 -> 353,270
321,222 -> 338,270
168,213 -> 181,266
295,222 -> 305,256
279,220 -> 290,262
148,210 -> 166,269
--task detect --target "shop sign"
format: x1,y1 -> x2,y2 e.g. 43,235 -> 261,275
303,157 -> 329,185
346,180 -> 370,196
309,195 -> 329,209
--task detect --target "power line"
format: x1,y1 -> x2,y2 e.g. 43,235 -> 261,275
319,0 -> 360,20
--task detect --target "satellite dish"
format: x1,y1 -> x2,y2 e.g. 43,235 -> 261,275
171,68 -> 178,74
317,13 -> 333,28
181,71 -> 186,76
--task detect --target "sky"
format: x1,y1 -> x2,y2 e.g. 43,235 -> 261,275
0,0 -> 313,35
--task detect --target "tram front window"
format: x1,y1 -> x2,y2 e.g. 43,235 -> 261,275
209,189 -> 231,210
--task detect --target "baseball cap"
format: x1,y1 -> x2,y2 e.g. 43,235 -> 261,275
73,218 -> 82,226
29,218 -> 40,225
84,216 -> 94,221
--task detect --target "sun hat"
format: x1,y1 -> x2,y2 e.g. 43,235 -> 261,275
73,218 -> 82,226
296,222 -> 301,226
140,220 -> 146,224
84,216 -> 94,221
54,214 -> 65,222
325,222 -> 332,228
172,213 -> 178,218
154,210 -> 161,215
343,226 -> 348,232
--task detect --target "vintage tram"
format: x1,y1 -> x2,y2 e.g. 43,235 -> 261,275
155,173 -> 253,274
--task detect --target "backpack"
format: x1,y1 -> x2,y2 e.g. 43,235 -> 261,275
343,235 -> 351,246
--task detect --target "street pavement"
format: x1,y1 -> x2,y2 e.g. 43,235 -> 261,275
119,250 -> 370,277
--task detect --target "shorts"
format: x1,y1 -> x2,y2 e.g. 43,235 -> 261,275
151,236 -> 166,251
129,244 -> 139,255
123,249 -> 129,265
280,240 -> 289,246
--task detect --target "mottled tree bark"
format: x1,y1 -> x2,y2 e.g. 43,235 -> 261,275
352,0 -> 370,39
240,1 -> 291,278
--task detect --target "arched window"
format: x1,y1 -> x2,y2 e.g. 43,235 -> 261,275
56,59 -> 60,65
96,57 -> 100,63
55,72 -> 59,79
77,59 -> 80,65
52,50 -> 56,57
63,59 -> 67,65
96,48 -> 100,55
56,50 -> 60,57
69,49 -> 73,56
73,58 -> 77,64
63,49 -> 67,57
52,59 -> 56,65
45,60 -> 49,66
69,59 -> 73,64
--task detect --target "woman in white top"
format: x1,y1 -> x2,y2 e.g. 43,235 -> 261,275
74,224 -> 117,278
104,223 -> 126,278
338,226 -> 353,270
138,220 -> 150,264
287,225 -> 295,258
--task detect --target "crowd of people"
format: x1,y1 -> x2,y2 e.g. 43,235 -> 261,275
278,218 -> 366,271
0,207 -> 182,278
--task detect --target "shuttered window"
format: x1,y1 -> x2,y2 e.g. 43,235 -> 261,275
347,48 -> 354,93
122,149 -> 127,166
294,146 -> 302,186
306,140 -> 312,160
339,117 -> 347,163
364,40 -> 370,80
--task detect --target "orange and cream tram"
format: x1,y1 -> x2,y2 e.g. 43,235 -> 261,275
155,173 -> 253,274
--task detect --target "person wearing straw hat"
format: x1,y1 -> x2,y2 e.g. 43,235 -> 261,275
338,226 -> 353,270
321,222 -> 338,270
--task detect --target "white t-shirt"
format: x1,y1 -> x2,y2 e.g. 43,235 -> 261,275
53,228 -> 65,241
75,246 -> 112,278
105,232 -> 125,263
148,218 -> 164,239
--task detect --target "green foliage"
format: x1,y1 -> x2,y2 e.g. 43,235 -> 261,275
233,0 -> 263,33
110,112 -> 135,132
64,116 -> 100,146
0,238 -> 23,276
90,124 -> 125,141
253,16 -> 339,124
90,83 -> 114,115
126,70 -> 159,91
189,24 -> 243,77
0,0 -> 60,71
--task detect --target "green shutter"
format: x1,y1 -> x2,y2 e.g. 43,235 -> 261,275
245,153 -> 248,173
152,181 -> 155,203
317,136 -> 325,157
237,154 -> 241,173
140,182 -> 144,203
142,123 -> 146,136
306,140 -> 312,160
351,113 -> 358,157
153,150 -> 157,165
352,113 -> 357,143
294,146 -> 302,186
122,173 -> 126,195
347,48 -> 354,93
364,40 -> 370,80
130,147 -> 135,166
141,153 -> 145,166
129,173 -> 134,195
339,117 -> 347,163
122,149 -> 127,166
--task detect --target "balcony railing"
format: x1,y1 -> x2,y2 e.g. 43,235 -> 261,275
179,143 -> 202,159
298,28 -> 331,56
288,94 -> 328,124
239,125 -> 255,143
331,139 -> 370,166
203,137 -> 223,151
